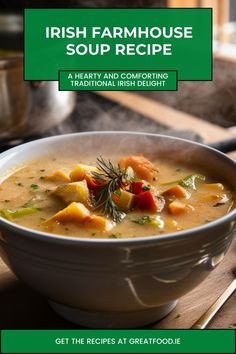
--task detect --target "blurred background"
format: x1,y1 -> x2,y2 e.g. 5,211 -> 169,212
0,0 -> 236,151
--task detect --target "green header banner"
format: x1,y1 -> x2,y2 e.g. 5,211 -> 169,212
1,329 -> 235,353
24,8 -> 212,88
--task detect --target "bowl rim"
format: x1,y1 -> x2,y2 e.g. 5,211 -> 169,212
0,130 -> 235,246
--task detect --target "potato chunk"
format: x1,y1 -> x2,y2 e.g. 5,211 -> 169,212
112,189 -> 135,211
50,202 -> 90,223
47,202 -> 114,231
202,183 -> 224,191
52,181 -> 90,206
46,169 -> 71,183
119,155 -> 158,182
70,164 -> 98,182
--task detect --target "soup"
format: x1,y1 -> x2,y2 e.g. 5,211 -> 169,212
0,154 -> 234,238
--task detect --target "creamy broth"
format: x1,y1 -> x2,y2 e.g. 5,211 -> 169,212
0,155 -> 234,238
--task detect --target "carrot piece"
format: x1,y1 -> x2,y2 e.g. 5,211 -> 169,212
119,155 -> 158,182
85,174 -> 104,190
162,185 -> 189,198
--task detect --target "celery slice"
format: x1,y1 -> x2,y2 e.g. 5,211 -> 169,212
161,174 -> 205,190
0,207 -> 40,220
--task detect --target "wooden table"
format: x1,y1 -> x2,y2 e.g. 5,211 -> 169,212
0,92 -> 235,329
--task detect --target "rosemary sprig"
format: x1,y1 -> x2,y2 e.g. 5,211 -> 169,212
91,157 -> 133,222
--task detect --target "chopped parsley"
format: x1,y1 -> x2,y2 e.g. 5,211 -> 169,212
142,185 -> 151,191
30,184 -> 39,190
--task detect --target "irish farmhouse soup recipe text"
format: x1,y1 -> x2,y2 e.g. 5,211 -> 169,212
0,155 -> 234,238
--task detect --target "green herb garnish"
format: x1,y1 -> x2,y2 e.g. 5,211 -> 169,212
91,157 -> 134,222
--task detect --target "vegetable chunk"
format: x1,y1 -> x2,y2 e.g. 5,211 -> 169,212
162,185 -> 189,198
70,164 -> 98,182
202,183 -> 224,191
46,169 -> 71,183
119,155 -> 158,182
47,202 -> 114,231
49,202 -> 90,223
51,180 -> 90,206
135,190 -> 165,213
112,189 -> 135,211
132,181 -> 151,194
0,207 -> 39,220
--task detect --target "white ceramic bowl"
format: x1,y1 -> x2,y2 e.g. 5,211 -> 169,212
0,132 -> 235,328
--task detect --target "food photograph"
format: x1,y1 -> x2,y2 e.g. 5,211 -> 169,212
0,0 -> 236,341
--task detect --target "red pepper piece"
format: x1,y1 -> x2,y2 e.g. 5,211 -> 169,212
136,190 -> 158,213
132,181 -> 150,195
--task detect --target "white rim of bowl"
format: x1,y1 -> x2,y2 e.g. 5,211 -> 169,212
0,131 -> 235,246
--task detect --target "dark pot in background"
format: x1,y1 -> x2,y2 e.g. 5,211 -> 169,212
0,56 -> 76,140
0,13 -> 76,140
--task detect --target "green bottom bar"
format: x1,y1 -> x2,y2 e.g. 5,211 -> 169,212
1,329 -> 235,353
